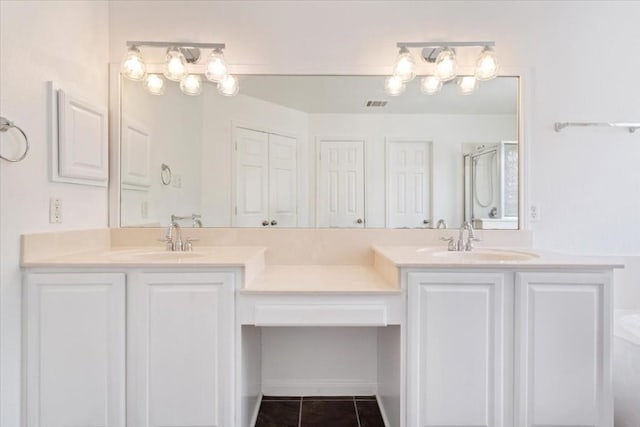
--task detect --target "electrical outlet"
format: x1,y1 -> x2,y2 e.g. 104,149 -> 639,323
141,200 -> 148,218
49,198 -> 62,224
529,204 -> 540,222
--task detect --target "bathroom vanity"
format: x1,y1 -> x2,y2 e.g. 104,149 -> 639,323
20,229 -> 621,427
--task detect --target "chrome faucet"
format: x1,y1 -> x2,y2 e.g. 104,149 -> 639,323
457,221 -> 478,251
161,221 -> 183,251
436,219 -> 448,229
441,221 -> 480,251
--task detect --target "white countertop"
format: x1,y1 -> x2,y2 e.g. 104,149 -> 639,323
242,265 -> 399,294
372,245 -> 625,269
21,246 -> 267,268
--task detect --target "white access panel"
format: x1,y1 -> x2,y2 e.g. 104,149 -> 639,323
121,119 -> 151,188
234,127 -> 269,227
57,88 -> 108,184
317,140 -> 365,228
386,140 -> 432,228
268,133 -> 297,227
25,272 -> 125,427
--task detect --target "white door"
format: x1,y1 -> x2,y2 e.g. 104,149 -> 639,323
408,272 -> 512,427
25,273 -> 125,427
268,133 -> 297,227
128,272 -> 235,427
386,140 -> 432,228
234,127 -> 269,227
515,272 -> 612,427
317,140 -> 365,227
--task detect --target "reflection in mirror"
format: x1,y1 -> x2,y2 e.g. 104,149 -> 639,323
119,75 -> 520,229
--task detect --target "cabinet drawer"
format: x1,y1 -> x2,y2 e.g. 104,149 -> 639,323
254,303 -> 387,326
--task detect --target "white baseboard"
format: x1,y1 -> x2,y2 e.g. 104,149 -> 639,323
249,394 -> 263,427
262,380 -> 377,396
376,395 -> 391,427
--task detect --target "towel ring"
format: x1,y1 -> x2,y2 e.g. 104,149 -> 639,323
161,163 -> 172,185
0,116 -> 29,162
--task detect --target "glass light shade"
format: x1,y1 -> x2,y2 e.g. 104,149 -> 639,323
475,46 -> 499,80
458,76 -> 478,95
121,46 -> 146,81
217,74 -> 239,96
205,49 -> 228,82
420,75 -> 442,95
393,47 -> 416,82
180,74 -> 203,96
384,75 -> 405,96
164,48 -> 187,81
434,47 -> 457,82
145,74 -> 165,95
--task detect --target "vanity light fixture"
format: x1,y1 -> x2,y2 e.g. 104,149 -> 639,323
145,74 -> 165,95
387,41 -> 499,96
121,46 -> 147,81
122,41 -> 239,97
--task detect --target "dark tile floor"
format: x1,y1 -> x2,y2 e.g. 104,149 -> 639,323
255,395 -> 385,427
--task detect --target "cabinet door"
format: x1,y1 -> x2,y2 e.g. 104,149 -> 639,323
515,272 -> 612,427
408,272 -> 512,427
128,272 -> 235,427
25,272 -> 125,427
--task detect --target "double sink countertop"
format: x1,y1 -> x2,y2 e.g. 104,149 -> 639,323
21,242 -> 625,293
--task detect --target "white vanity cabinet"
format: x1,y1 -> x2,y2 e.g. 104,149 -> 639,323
127,271 -> 236,427
406,269 -> 613,427
407,271 -> 513,427
24,272 -> 126,427
515,272 -> 612,427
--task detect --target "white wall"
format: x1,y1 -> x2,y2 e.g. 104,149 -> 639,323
0,1 -> 110,424
308,113 -> 516,227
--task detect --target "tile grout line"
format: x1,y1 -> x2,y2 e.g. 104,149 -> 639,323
354,397 -> 362,427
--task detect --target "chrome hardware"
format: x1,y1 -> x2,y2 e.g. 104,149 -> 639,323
171,213 -> 203,227
440,236 -> 457,251
183,237 -> 199,252
157,236 -> 174,251
262,220 -> 269,226
356,218 -> 363,224
441,221 -> 481,252
164,220 -> 184,251
270,220 -> 278,226
436,219 -> 447,229
0,116 -> 29,162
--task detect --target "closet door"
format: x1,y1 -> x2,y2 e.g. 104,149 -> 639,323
234,127 -> 269,227
268,133 -> 297,227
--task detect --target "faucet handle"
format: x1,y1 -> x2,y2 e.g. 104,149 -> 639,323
157,237 -> 174,251
183,237 -> 199,252
440,236 -> 457,251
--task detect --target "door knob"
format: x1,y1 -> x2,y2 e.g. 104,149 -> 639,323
262,220 -> 269,226
356,218 -> 363,224
270,220 -> 278,226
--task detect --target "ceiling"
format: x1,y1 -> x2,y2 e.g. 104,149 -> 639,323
236,75 -> 518,115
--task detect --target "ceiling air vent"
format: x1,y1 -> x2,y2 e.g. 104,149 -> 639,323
365,100 -> 388,108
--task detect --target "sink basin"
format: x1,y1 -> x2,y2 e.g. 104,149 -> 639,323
432,249 -> 539,262
109,250 -> 208,262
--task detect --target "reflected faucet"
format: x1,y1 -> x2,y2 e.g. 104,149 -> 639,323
436,219 -> 447,229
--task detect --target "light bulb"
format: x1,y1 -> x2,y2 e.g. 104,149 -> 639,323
384,75 -> 405,96
434,47 -> 457,82
420,75 -> 442,95
217,74 -> 239,96
164,47 -> 187,81
458,76 -> 477,95
475,46 -> 499,80
180,74 -> 203,96
393,47 -> 416,82
205,48 -> 228,82
121,46 -> 146,81
144,74 -> 165,95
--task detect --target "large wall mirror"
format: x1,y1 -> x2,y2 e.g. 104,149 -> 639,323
118,74 -> 520,229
